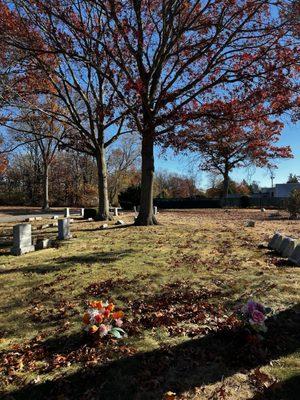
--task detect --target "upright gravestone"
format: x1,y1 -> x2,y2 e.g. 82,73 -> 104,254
11,224 -> 35,256
280,238 -> 297,258
58,218 -> 72,240
268,233 -> 283,251
113,208 -> 119,217
64,208 -> 70,218
153,206 -> 158,215
80,208 -> 85,218
288,244 -> 300,266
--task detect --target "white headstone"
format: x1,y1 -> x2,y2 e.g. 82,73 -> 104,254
11,224 -> 35,256
116,220 -> 125,225
100,224 -> 108,230
58,218 -> 72,240
64,208 -> 70,218
288,244 -> 300,266
113,207 -> 119,217
81,208 -> 85,218
52,215 -> 59,220
153,206 -> 158,215
133,206 -> 137,213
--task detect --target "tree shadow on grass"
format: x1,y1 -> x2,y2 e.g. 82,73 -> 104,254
251,375 -> 300,400
0,250 -> 136,275
4,303 -> 300,400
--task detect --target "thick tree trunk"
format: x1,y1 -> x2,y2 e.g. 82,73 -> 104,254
42,164 -> 50,210
96,147 -> 111,221
135,132 -> 158,226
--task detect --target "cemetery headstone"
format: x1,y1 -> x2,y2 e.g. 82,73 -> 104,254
113,208 -> 119,217
100,224 -> 108,230
116,220 -> 125,226
288,244 -> 300,266
154,206 -> 158,215
88,218 -> 94,222
280,238 -> 297,258
11,224 -> 35,256
58,218 -> 72,240
268,233 -> 282,250
52,215 -> 59,220
64,208 -> 70,218
81,208 -> 85,218
36,238 -> 52,250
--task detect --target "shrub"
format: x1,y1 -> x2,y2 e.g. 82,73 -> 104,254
119,185 -> 141,210
84,208 -> 98,220
287,189 -> 300,219
240,195 -> 251,208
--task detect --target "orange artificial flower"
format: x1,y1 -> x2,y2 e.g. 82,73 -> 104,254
103,309 -> 110,318
83,313 -> 90,324
89,301 -> 103,309
107,303 -> 115,312
113,311 -> 124,320
95,314 -> 104,323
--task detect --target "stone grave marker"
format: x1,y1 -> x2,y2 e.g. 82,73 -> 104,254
64,208 -> 70,218
288,244 -> 300,266
116,220 -> 125,226
11,224 -> 35,256
58,218 -> 72,240
113,208 -> 119,217
80,208 -> 85,218
280,238 -> 297,258
154,206 -> 158,215
36,238 -> 52,250
268,233 -> 282,250
100,224 -> 108,230
52,215 -> 59,220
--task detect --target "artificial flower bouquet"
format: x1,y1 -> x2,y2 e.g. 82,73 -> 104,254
237,300 -> 272,334
83,300 -> 126,339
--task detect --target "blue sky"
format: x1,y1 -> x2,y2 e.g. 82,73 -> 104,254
155,120 -> 300,190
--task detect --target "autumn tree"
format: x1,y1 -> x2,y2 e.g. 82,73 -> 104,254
8,97 -> 68,210
90,0 -> 300,225
180,100 -> 292,201
2,0 -> 131,220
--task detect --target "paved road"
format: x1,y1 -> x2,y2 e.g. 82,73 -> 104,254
0,211 -> 80,223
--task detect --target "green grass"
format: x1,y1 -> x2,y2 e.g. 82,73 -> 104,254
0,209 -> 299,399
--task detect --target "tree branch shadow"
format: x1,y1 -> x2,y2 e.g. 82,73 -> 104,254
0,250 -> 136,275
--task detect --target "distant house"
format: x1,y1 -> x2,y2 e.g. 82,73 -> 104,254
274,183 -> 300,198
258,183 -> 300,198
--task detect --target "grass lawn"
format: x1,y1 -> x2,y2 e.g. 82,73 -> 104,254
0,209 -> 299,399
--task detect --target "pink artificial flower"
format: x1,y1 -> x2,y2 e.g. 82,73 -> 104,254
251,310 -> 265,324
98,324 -> 109,337
115,318 -> 123,327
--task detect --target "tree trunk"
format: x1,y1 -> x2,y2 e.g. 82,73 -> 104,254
222,170 -> 230,207
42,164 -> 50,210
96,147 -> 111,221
135,132 -> 158,226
